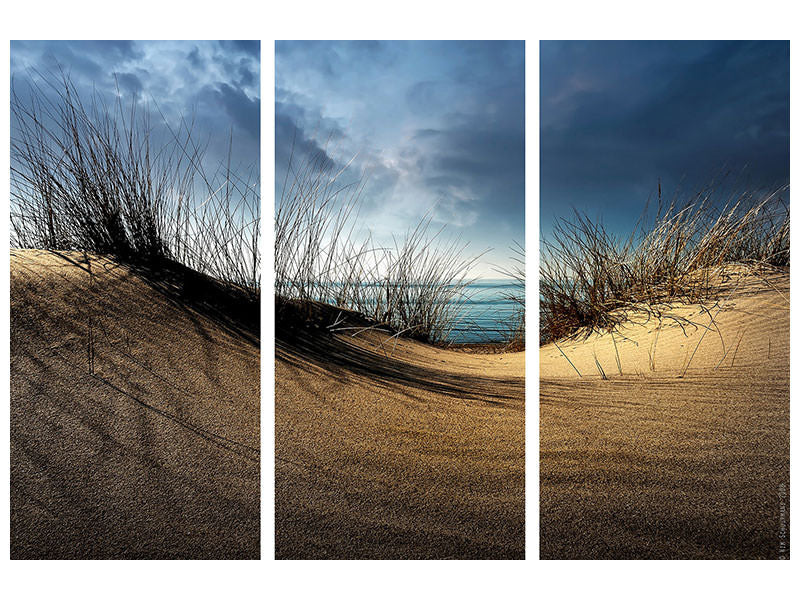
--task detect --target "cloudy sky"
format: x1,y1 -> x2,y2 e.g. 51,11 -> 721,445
276,40 -> 525,278
541,40 -> 790,238
11,40 -> 260,188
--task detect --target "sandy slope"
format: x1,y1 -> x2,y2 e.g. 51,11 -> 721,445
540,268 -> 789,559
10,249 -> 260,559
276,324 -> 525,559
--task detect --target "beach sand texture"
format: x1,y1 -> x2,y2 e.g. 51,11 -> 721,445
276,324 -> 525,559
10,249 -> 260,559
540,269 -> 789,559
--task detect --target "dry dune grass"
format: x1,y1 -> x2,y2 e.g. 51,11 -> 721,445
11,71 -> 260,295
276,142 -> 487,346
10,249 -> 259,559
276,319 -> 525,559
540,189 -> 789,345
540,268 -> 789,559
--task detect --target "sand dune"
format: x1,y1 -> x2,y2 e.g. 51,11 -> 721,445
276,323 -> 525,559
540,268 -> 789,559
10,249 -> 260,559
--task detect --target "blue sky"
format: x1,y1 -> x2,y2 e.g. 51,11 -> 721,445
11,40 -> 260,189
541,40 -> 790,239
276,40 -> 525,278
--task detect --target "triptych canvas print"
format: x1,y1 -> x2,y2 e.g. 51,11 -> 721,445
7,39 -> 790,563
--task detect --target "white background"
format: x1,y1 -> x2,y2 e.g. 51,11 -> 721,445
1,1 -> 797,598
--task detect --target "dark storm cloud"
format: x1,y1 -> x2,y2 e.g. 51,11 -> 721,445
418,122 -> 524,218
187,46 -> 204,69
200,83 -> 260,137
541,41 -> 789,233
115,71 -> 144,97
275,41 -> 525,274
11,40 -> 260,174
274,93 -> 346,174
220,40 -> 260,58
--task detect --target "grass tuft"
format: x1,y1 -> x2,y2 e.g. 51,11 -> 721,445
275,138 -> 491,345
540,184 -> 789,345
10,69 -> 260,299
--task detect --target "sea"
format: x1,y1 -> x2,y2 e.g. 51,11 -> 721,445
447,279 -> 523,344
297,278 -> 524,345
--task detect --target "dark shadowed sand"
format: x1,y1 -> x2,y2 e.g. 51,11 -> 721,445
276,319 -> 525,559
540,269 -> 789,559
10,249 -> 259,559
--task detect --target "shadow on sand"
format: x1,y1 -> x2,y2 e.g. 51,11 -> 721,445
276,298 -> 522,406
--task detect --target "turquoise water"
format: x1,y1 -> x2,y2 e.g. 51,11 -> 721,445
447,279 -> 524,344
